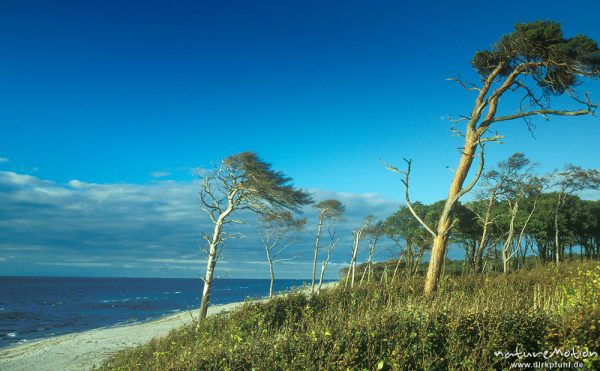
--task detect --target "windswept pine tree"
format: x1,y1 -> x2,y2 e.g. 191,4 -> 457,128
196,152 -> 312,320
390,21 -> 600,295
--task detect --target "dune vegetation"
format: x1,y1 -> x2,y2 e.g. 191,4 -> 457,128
101,260 -> 599,370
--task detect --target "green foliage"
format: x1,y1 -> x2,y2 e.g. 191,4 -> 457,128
225,152 -> 313,212
314,199 -> 345,220
472,21 -> 600,93
101,261 -> 599,370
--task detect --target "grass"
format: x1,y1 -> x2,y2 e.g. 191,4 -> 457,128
100,260 -> 599,370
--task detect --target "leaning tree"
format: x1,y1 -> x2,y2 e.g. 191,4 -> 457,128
391,21 -> 599,295
310,199 -> 345,292
257,211 -> 306,298
196,152 -> 312,320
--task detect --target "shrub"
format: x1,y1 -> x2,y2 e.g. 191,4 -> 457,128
101,261 -> 599,370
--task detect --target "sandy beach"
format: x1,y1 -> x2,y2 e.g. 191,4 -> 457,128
0,300 -> 246,371
0,283 -> 336,371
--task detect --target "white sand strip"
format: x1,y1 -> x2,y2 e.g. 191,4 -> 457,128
0,282 -> 337,371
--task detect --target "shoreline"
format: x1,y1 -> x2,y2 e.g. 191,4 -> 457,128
0,282 -> 336,371
0,302 -> 240,371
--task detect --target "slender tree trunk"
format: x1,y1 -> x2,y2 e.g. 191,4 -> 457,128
476,194 -> 495,273
318,238 -> 337,292
391,249 -> 405,284
346,231 -> 362,288
502,201 -> 518,274
311,215 -> 324,292
317,260 -> 328,292
359,262 -> 367,286
199,204 -> 234,321
425,140 -> 477,295
199,245 -> 217,321
360,237 -> 378,285
554,194 -> 562,265
267,253 -> 275,298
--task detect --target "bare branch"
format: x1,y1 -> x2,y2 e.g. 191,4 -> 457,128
456,142 -> 485,199
478,134 -> 504,143
384,159 -> 437,238
447,76 -> 481,92
490,107 -> 594,124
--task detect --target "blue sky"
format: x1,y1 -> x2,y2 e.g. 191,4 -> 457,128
1,1 -> 599,278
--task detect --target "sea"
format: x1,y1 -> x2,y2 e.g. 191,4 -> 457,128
0,276 -> 317,349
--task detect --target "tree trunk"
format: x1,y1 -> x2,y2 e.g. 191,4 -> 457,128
199,244 -> 218,321
554,194 -> 562,265
199,203 -> 234,321
502,201 -> 518,274
404,242 -> 414,277
318,239 -> 337,292
391,250 -> 404,284
424,139 -> 477,295
267,254 -> 275,298
475,194 -> 495,273
360,237 -> 378,286
346,230 -> 361,288
311,215 -> 324,292
318,261 -> 327,292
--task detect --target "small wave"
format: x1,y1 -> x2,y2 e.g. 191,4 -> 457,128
0,308 -> 4,311
6,332 -> 16,337
100,298 -> 133,303
174,291 -> 181,294
114,318 -> 139,326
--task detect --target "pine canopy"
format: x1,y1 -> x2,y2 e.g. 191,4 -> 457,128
472,21 -> 600,94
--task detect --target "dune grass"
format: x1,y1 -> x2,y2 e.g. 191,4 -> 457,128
101,261 -> 599,370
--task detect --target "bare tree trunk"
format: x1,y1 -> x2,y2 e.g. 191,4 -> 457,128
318,231 -> 338,292
360,237 -> 378,286
554,194 -> 562,265
359,262 -> 367,286
391,249 -> 405,284
425,140 -> 477,295
475,193 -> 495,273
502,201 -> 518,274
199,205 -> 233,321
317,260 -> 328,292
199,246 -> 217,321
367,237 -> 378,282
311,215 -> 324,292
267,254 -> 275,298
345,230 -> 362,288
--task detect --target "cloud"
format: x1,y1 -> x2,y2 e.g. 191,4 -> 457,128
0,157 -> 9,163
0,171 -> 402,279
150,171 -> 171,178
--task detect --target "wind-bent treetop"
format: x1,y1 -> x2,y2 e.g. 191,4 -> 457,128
472,20 -> 600,94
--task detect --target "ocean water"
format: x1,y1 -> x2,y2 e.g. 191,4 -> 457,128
0,276 -> 316,349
